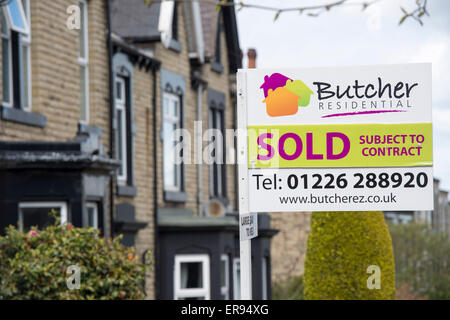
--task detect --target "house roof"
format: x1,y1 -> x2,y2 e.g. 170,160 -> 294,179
110,0 -> 241,72
199,1 -> 219,58
110,0 -> 161,41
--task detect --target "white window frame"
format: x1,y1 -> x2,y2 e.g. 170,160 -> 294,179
115,76 -> 127,184
174,254 -> 210,300
78,0 -> 89,124
2,0 -> 31,111
86,202 -> 98,229
158,0 -> 174,48
18,201 -> 68,231
4,0 -> 29,35
220,254 -> 230,300
163,92 -> 182,192
2,10 -> 13,108
262,256 -> 268,300
233,258 -> 241,300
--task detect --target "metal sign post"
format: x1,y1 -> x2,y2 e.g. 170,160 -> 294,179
237,70 -> 252,300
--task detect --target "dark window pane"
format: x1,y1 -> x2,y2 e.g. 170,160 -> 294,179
180,262 -> 203,289
116,80 -> 122,101
21,206 -> 61,231
78,0 -> 86,58
117,108 -> 124,176
2,37 -> 11,104
172,2 -> 178,41
87,204 -> 98,229
214,15 -> 221,63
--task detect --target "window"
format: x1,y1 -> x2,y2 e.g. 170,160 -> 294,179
171,1 -> 178,42
21,0 -> 31,111
2,0 -> 31,110
211,13 -> 223,73
209,107 -> 225,197
4,0 -> 29,34
79,0 -> 89,123
113,53 -> 135,194
262,257 -> 269,300
220,254 -> 230,300
160,69 -> 186,202
18,202 -> 68,232
163,92 -> 182,192
233,258 -> 241,300
174,254 -> 210,300
86,202 -> 98,229
158,1 -> 181,51
115,76 -> 128,184
209,101 -> 226,199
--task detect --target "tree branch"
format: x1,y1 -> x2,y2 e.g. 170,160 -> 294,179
143,0 -> 430,25
399,0 -> 428,26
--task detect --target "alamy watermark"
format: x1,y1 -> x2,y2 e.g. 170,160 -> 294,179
66,264 -> 81,290
366,265 -> 381,290
66,5 -> 81,30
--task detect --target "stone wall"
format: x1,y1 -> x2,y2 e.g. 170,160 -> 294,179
269,212 -> 311,284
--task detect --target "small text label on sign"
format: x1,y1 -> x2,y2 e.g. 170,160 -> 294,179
240,213 -> 258,241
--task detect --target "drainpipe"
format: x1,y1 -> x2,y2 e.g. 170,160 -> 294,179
197,82 -> 203,216
152,65 -> 160,299
106,0 -> 115,239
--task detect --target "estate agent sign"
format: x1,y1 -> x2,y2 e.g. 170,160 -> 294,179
237,64 -> 433,213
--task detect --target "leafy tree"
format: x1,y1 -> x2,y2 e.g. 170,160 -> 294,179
389,222 -> 450,300
0,213 -> 150,300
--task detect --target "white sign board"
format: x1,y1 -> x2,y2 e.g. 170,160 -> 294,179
237,64 -> 433,213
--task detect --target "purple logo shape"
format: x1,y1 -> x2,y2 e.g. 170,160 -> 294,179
260,73 -> 291,98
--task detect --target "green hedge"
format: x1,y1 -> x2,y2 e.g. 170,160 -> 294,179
0,214 -> 150,300
304,211 -> 395,300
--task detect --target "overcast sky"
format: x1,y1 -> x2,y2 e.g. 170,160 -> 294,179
236,0 -> 450,195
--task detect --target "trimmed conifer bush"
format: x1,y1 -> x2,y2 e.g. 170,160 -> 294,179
304,211 -> 395,300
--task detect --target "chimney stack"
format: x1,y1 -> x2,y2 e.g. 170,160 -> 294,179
247,48 -> 257,69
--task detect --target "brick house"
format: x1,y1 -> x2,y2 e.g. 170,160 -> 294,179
385,177 -> 450,235
0,0 -> 277,300
0,0 -> 115,242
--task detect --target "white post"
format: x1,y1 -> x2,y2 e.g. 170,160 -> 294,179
239,237 -> 252,300
237,70 -> 252,300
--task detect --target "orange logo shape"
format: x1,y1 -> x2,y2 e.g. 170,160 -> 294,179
262,87 -> 301,117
